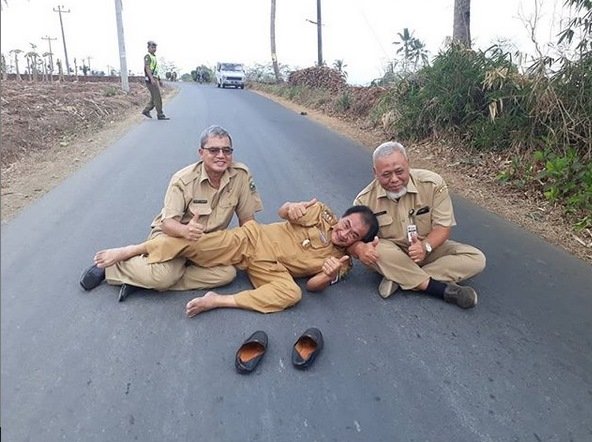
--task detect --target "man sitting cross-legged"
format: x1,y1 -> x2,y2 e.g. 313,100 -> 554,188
92,199 -> 379,317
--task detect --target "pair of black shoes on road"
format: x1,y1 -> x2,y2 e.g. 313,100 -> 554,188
235,328 -> 324,374
79,264 -> 140,302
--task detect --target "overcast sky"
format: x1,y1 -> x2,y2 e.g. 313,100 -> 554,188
1,0 -> 569,85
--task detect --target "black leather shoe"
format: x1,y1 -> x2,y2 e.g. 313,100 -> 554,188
157,114 -> 170,120
118,284 -> 142,302
235,330 -> 268,374
292,327 -> 324,369
141,110 -> 152,118
443,283 -> 478,309
79,264 -> 105,291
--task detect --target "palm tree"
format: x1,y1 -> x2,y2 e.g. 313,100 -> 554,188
9,49 -> 23,80
392,28 -> 429,73
453,0 -> 471,48
25,43 -> 40,81
332,59 -> 348,80
270,0 -> 281,82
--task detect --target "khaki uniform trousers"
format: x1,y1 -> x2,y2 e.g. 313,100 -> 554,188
143,81 -> 163,116
372,239 -> 486,290
105,257 -> 236,291
145,223 -> 302,313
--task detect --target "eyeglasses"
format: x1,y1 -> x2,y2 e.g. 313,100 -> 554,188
202,147 -> 234,155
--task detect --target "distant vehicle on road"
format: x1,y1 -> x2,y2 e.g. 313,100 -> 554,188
216,62 -> 245,89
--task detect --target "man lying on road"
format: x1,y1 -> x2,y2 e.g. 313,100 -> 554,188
87,199 -> 379,317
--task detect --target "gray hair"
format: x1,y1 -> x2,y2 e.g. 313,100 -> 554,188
372,141 -> 407,164
199,125 -> 233,148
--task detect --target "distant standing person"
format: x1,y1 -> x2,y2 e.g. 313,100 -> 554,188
142,40 -> 169,120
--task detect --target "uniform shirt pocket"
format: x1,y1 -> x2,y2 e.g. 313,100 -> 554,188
219,196 -> 238,208
189,200 -> 212,216
416,213 -> 432,237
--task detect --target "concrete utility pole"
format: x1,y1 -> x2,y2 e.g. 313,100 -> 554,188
53,5 -> 71,75
306,0 -> 324,66
316,0 -> 323,66
41,35 -> 57,72
114,0 -> 129,92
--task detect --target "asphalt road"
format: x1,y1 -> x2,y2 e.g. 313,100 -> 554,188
2,82 -> 591,442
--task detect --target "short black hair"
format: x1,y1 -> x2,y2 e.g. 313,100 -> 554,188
342,205 -> 379,242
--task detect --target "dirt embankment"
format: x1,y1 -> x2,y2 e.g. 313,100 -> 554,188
1,80 -> 169,221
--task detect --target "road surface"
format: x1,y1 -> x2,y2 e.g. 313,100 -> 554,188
2,82 -> 591,441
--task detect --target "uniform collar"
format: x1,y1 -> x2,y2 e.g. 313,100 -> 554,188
196,161 -> 237,186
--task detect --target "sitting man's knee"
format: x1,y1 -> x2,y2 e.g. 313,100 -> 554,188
216,266 -> 237,286
149,267 -> 183,291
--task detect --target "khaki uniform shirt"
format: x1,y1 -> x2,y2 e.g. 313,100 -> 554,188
149,161 -> 262,238
251,202 -> 351,278
354,169 -> 455,248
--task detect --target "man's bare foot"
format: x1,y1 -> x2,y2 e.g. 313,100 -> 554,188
185,291 -> 218,317
94,244 -> 145,268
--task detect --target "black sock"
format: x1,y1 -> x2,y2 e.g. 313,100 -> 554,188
425,279 -> 446,298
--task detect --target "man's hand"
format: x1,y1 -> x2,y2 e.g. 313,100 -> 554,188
407,234 -> 426,263
353,237 -> 380,266
286,197 -> 317,221
184,213 -> 205,241
321,255 -> 350,278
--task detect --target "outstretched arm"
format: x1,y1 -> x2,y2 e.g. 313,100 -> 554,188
306,255 -> 350,292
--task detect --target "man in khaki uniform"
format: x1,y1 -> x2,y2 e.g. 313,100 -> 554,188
80,125 -> 262,301
350,141 -> 486,309
91,199 -> 379,316
141,40 -> 169,120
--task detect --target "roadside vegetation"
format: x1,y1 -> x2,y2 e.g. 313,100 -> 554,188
248,2 -> 592,243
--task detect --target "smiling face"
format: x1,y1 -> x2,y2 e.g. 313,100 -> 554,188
198,135 -> 233,177
330,212 -> 370,247
374,150 -> 410,194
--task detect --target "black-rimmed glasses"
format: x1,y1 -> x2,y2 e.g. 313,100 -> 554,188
202,147 -> 234,155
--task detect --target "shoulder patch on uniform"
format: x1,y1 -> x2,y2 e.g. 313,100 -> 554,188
322,208 -> 337,224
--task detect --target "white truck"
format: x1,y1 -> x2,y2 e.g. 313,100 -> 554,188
215,62 -> 246,89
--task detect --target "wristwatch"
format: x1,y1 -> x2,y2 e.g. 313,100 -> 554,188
424,241 -> 433,254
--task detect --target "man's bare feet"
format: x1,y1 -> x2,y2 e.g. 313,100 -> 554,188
94,244 -> 145,268
185,291 -> 240,317
185,291 -> 218,317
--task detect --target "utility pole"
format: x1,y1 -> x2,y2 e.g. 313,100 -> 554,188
53,5 -> 71,76
316,0 -> 323,66
306,0 -> 324,66
114,0 -> 129,92
41,35 -> 57,72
